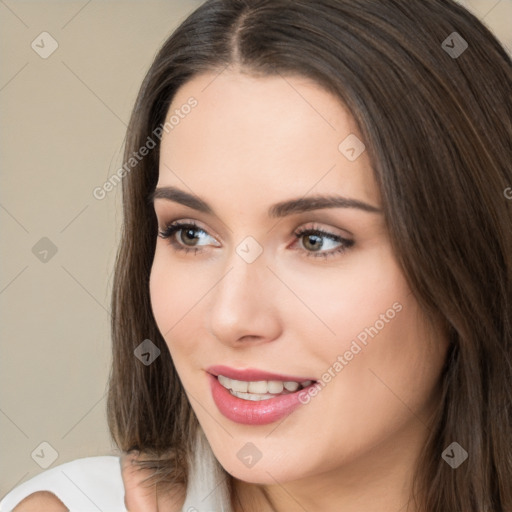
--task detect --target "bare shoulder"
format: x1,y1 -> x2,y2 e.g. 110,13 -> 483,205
12,491 -> 68,512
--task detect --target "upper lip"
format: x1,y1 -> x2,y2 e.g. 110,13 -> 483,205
207,365 -> 317,383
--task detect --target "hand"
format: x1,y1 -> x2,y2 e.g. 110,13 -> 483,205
121,451 -> 158,511
120,451 -> 185,512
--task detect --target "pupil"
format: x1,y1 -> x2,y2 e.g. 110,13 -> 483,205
184,228 -> 199,244
306,234 -> 321,251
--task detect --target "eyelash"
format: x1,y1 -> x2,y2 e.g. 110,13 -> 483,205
157,221 -> 354,260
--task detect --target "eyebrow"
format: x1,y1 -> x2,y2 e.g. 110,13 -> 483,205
149,186 -> 382,218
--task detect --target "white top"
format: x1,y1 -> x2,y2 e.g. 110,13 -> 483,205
0,430 -> 232,512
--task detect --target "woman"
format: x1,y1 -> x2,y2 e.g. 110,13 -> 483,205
2,0 -> 511,511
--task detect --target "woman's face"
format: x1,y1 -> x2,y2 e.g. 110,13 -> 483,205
149,70 -> 448,487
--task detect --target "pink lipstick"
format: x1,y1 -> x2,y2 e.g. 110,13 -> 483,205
207,365 -> 318,425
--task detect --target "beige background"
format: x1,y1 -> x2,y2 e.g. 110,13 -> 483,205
0,0 -> 510,498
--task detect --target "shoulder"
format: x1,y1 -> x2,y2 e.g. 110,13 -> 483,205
0,456 -> 126,512
12,491 -> 68,511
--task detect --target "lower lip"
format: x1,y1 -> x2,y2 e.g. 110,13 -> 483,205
208,373 -> 315,425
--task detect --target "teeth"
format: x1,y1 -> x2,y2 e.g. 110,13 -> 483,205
248,380 -> 268,394
230,390 -> 276,401
217,375 -> 313,395
233,381 -> 248,392
267,381 -> 284,393
284,381 -> 300,391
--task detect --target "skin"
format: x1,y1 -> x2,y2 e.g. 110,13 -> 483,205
140,69 -> 450,512
12,491 -> 68,512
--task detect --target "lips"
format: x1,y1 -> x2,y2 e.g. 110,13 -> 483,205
206,364 -> 317,383
206,365 -> 319,425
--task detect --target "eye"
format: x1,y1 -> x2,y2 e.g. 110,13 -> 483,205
158,220 -> 354,259
292,224 -> 354,259
158,221 -> 220,255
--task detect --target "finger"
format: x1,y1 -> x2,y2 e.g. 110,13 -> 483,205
120,451 -> 158,512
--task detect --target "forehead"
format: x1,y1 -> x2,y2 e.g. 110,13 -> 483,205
158,70 -> 380,211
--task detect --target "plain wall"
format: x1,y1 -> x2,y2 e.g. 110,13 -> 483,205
1,0 -> 511,498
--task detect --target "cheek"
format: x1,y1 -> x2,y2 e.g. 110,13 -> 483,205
319,289 -> 446,442
149,253 -> 173,336
149,248 -> 217,361
288,245 -> 446,422
149,251 -> 193,352
277,242 -> 411,350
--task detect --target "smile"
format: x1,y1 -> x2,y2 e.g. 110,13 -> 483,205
217,375 -> 314,401
207,366 -> 318,425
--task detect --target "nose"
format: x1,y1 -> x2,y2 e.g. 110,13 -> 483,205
207,247 -> 282,347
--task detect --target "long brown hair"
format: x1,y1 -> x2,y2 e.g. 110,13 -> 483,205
106,1 -> 512,510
